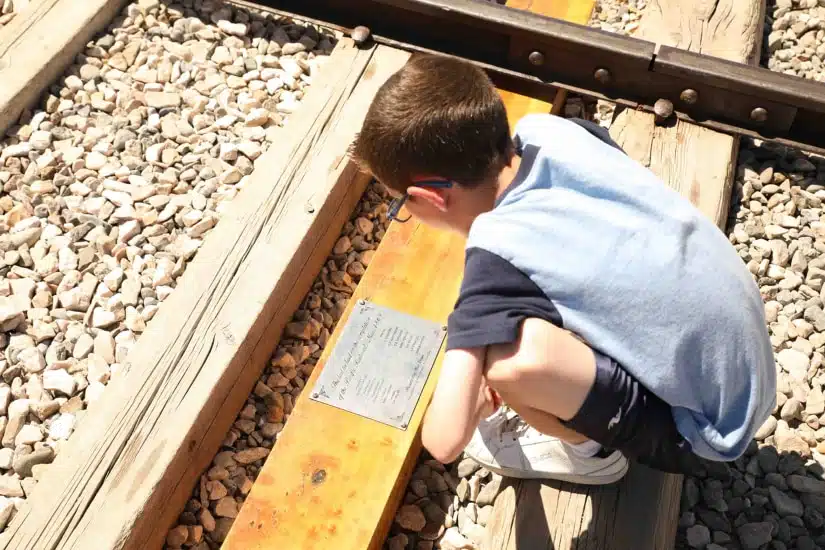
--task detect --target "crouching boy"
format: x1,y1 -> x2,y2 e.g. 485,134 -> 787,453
349,53 -> 777,484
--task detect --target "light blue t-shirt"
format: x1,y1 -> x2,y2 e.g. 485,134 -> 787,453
465,113 -> 776,461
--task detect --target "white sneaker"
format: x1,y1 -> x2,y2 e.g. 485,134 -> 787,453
463,408 -> 629,485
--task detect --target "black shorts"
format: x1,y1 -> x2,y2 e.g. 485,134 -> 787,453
561,349 -> 704,474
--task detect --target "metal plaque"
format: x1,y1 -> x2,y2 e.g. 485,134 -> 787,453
309,300 -> 447,430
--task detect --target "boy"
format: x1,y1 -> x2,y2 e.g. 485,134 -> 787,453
349,54 -> 776,484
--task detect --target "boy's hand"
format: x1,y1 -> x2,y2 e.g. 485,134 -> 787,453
477,380 -> 502,418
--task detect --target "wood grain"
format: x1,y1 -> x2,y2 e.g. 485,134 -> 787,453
610,0 -> 767,229
635,0 -> 764,63
0,0 -> 130,136
0,38 -> 385,550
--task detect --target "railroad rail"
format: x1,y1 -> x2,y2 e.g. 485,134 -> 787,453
243,0 -> 825,155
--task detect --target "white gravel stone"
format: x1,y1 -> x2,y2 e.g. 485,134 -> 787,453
5,0 -> 335,541
43,370 -> 76,397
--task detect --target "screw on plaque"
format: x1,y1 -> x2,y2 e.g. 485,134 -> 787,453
312,469 -> 327,485
351,26 -> 372,46
750,107 -> 768,122
593,68 -> 611,85
528,51 -> 545,66
680,89 -> 699,104
400,422 -> 408,429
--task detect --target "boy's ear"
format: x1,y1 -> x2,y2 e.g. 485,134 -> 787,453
407,185 -> 449,212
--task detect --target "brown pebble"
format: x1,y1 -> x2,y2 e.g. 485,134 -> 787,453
271,349 -> 296,368
284,321 -> 312,340
207,480 -> 228,500
355,217 -> 374,234
234,447 -> 270,465
395,504 -> 427,532
333,236 -> 351,254
199,508 -> 216,532
187,524 -> 204,544
208,466 -> 229,481
213,451 -> 237,469
360,250 -> 376,266
165,525 -> 188,548
239,475 -> 254,495
267,405 -> 285,423
212,517 -> 235,543
214,496 -> 239,518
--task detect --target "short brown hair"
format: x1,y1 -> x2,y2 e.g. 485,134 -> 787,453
350,53 -> 513,194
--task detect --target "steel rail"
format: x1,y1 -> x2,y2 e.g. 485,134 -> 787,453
248,0 -> 825,155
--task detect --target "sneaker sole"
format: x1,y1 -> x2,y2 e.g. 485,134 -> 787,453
467,451 -> 630,486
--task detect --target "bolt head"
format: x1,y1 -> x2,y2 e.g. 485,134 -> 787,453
352,25 -> 371,45
680,89 -> 698,104
528,51 -> 544,66
751,107 -> 768,122
654,98 -> 674,119
594,68 -> 611,84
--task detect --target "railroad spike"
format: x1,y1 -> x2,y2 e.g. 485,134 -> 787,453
351,25 -> 372,46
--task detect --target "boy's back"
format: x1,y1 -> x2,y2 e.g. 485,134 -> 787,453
467,113 -> 777,462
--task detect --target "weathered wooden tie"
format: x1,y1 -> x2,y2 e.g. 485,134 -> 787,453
0,36 -> 397,550
0,0 -> 134,136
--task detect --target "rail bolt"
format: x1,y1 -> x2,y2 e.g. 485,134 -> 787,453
751,107 -> 768,122
352,25 -> 371,45
594,68 -> 611,84
680,89 -> 698,104
654,98 -> 674,119
528,51 -> 545,66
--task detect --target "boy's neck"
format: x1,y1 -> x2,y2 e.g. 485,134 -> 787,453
494,154 -> 522,203
454,154 -> 522,236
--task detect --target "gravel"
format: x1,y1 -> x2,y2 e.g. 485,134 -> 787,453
161,177 -> 391,549
674,0 -> 825,547
0,0 -> 334,534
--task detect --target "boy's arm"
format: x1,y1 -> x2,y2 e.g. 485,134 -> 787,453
421,246 -> 561,463
421,346 -> 495,464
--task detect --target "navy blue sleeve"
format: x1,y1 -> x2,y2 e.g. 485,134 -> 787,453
568,118 -> 625,153
445,247 -> 563,351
